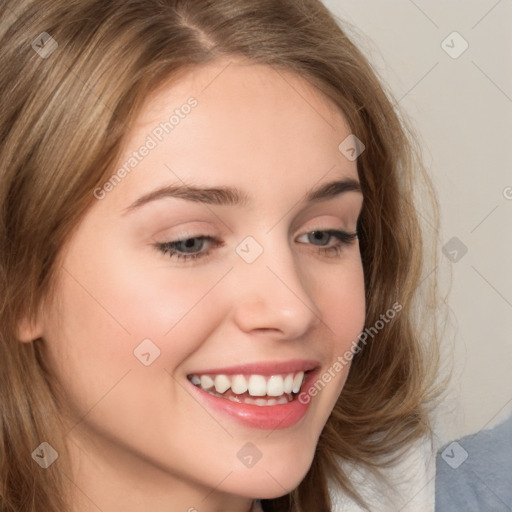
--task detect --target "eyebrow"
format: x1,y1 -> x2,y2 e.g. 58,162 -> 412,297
123,177 -> 362,214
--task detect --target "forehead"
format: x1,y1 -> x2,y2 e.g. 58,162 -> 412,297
105,58 -> 358,211
133,58 -> 349,141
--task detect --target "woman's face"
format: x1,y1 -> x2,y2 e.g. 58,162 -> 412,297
32,59 -> 365,510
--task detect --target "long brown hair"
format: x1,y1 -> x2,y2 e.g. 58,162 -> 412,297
0,1 -> 442,510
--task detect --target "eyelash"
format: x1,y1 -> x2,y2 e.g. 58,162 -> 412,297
155,229 -> 358,263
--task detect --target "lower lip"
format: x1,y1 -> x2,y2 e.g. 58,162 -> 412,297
188,370 -> 318,430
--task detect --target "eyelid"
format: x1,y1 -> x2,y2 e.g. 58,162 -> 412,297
152,226 -> 217,243
155,225 -> 355,244
296,220 -> 358,241
154,227 -> 358,265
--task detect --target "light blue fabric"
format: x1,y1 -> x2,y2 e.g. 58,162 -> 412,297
435,414 -> 512,511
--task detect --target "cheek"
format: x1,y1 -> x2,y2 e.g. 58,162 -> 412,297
41,252 -> 231,415
312,252 -> 366,349
293,252 -> 365,421
40,268 -> 136,418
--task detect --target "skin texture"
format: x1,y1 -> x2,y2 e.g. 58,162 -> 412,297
24,58 -> 366,512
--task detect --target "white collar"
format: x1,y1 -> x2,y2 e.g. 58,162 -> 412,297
250,499 -> 263,512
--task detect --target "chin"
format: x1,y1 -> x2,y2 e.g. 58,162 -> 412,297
226,448 -> 316,499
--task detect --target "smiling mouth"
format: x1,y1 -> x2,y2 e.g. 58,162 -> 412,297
186,371 -> 309,406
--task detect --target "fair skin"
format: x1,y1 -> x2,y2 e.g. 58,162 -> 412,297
22,58 -> 365,512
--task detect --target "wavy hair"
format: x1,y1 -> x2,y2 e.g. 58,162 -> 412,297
0,1 -> 441,510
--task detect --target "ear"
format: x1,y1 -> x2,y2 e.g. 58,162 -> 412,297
16,315 -> 44,343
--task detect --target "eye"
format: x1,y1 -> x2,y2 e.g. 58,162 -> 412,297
155,236 -> 221,262
296,229 -> 358,258
154,229 -> 358,263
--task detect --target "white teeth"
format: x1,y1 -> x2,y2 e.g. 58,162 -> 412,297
214,374 -> 231,394
200,375 -> 214,390
267,375 -> 284,396
283,374 -> 294,394
292,372 -> 304,393
248,375 -> 267,396
189,370 -> 308,400
231,374 -> 248,394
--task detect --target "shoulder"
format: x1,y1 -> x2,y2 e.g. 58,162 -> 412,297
329,436 -> 435,512
435,414 -> 512,512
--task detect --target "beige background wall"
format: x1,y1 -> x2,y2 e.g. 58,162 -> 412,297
322,0 -> 512,445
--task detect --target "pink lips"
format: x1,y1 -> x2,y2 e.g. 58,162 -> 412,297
187,359 -> 320,430
188,358 -> 320,376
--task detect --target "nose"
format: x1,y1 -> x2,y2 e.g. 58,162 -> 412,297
230,237 -> 322,339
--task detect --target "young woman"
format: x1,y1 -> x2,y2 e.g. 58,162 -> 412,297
0,1 -> 440,511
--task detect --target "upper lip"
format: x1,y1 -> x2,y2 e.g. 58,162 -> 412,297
187,359 -> 320,376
